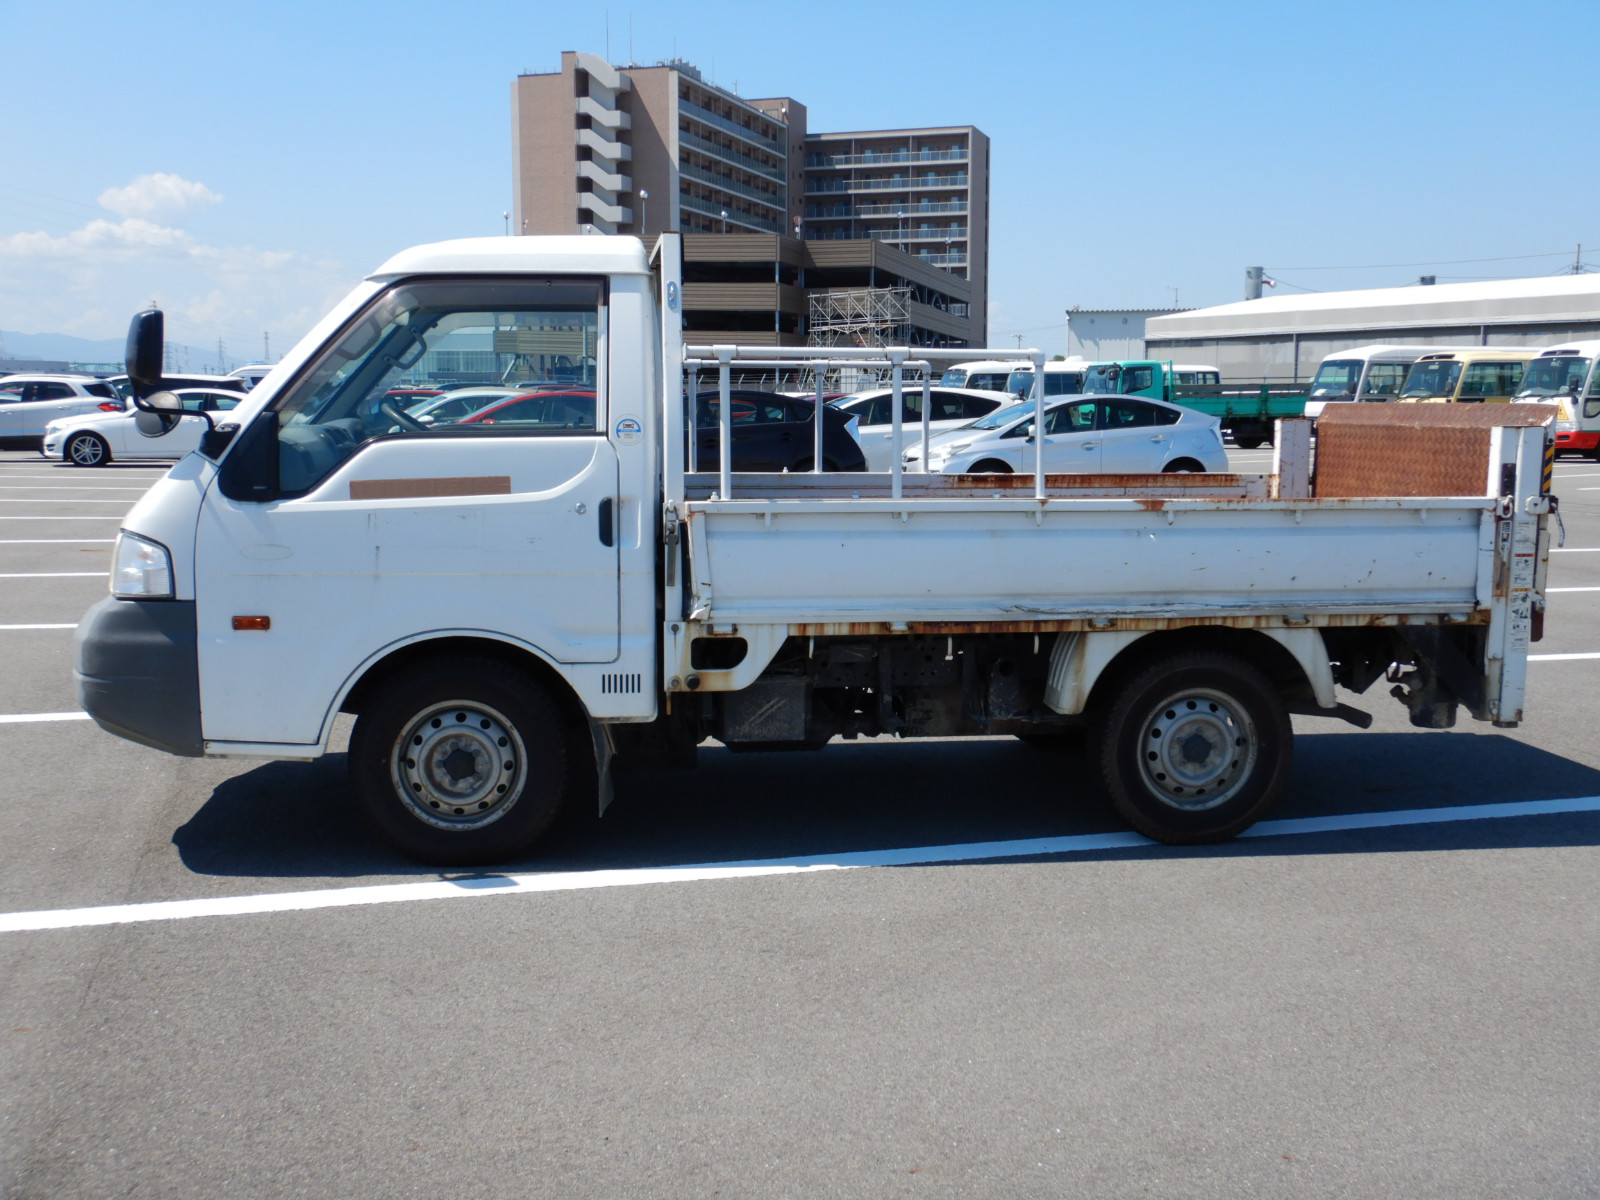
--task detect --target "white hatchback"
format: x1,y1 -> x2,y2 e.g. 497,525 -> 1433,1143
908,394 -> 1227,475
0,374 -> 121,443
42,388 -> 245,466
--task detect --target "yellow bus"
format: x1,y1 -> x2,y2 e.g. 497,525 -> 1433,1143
1397,348 -> 1538,403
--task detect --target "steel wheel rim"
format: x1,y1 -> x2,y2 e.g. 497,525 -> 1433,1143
69,436 -> 103,465
1136,686 -> 1258,811
390,700 -> 528,830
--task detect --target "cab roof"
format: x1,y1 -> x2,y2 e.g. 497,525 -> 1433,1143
369,235 -> 652,282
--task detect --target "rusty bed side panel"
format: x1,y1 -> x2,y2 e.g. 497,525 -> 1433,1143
779,612 -> 1490,638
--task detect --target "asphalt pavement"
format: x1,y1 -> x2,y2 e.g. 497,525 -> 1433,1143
1,444 -> 1596,1199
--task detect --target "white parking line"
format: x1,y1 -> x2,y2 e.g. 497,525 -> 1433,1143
1551,548 -> 1600,552
0,572 -> 106,578
1548,587 -> 1600,592
0,516 -> 127,520
0,485 -> 153,491
0,624 -> 77,630
1528,652 -> 1600,661
0,712 -> 91,724
0,498 -> 138,504
2,794 -> 1597,935
0,539 -> 115,544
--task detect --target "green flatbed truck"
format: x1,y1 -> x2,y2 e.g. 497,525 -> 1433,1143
1081,360 -> 1308,448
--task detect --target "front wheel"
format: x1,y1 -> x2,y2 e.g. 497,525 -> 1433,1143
349,657 -> 570,864
1093,651 -> 1291,844
66,432 -> 110,466
967,459 -> 1013,473
1233,436 -> 1265,450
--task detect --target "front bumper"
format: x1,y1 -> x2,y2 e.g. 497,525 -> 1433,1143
1555,430 -> 1599,452
74,596 -> 203,757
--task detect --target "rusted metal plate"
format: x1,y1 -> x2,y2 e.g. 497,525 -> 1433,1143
1315,403 -> 1553,498
782,611 -> 1489,638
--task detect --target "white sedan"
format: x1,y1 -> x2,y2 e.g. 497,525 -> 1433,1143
908,394 -> 1227,475
831,386 -> 1021,470
42,389 -> 244,466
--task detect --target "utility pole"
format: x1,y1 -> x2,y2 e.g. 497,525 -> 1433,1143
264,331 -> 271,362
217,338 -> 226,374
1245,266 -> 1265,300
1572,244 -> 1584,275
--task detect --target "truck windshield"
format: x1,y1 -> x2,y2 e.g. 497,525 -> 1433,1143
1005,370 -> 1034,396
272,277 -> 603,494
1309,360 -> 1361,397
939,368 -> 969,386
1400,360 -> 1462,399
1515,356 -> 1591,399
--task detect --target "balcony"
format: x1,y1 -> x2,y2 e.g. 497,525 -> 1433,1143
680,193 -> 779,233
680,129 -> 785,186
679,161 -> 786,211
804,175 -> 968,194
805,147 -> 968,169
678,97 -> 785,155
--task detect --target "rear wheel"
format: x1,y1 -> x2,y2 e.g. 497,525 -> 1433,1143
1162,459 -> 1205,473
1233,436 -> 1265,450
66,432 -> 110,466
349,657 -> 570,864
1093,651 -> 1291,844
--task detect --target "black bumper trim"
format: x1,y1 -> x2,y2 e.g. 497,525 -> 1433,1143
74,596 -> 203,757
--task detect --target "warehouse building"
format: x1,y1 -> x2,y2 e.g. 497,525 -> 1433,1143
1144,275 -> 1600,382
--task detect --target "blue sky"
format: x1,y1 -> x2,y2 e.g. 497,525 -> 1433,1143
3,0 -> 1594,364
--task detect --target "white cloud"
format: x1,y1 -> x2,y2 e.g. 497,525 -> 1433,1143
0,178 -> 349,353
98,173 -> 222,220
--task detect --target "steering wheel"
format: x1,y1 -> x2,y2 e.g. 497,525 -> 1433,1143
379,399 -> 426,432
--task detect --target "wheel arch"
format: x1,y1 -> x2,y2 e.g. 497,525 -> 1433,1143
334,632 -> 602,810
338,633 -> 585,727
1048,625 -> 1332,719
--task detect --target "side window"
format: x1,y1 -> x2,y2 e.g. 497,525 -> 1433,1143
270,278 -> 603,495
1120,367 -> 1154,393
1103,399 -> 1159,429
1363,364 -> 1405,397
1043,402 -> 1096,435
37,382 -> 74,400
1459,363 -> 1497,399
960,395 -> 1001,419
86,382 -> 117,399
0,387 -> 21,404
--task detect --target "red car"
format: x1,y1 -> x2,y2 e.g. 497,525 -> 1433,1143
451,390 -> 598,430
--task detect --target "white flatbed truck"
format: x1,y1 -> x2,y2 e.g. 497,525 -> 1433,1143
76,234 -> 1557,864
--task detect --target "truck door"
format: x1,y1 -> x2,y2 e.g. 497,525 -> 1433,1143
192,277 -> 620,747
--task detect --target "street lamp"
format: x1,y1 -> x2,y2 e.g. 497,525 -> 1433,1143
638,188 -> 649,236
721,209 -> 729,233
502,211 -> 509,236
898,210 -> 906,250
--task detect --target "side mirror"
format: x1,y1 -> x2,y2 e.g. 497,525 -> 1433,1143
133,390 -> 186,437
125,310 -> 165,399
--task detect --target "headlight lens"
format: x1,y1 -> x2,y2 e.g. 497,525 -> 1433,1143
111,531 -> 174,599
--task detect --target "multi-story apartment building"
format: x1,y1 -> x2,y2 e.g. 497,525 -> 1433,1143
510,52 -> 988,347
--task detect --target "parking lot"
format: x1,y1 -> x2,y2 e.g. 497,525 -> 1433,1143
2,443 -> 1597,1199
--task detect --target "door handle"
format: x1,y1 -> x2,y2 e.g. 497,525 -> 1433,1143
598,497 -> 614,547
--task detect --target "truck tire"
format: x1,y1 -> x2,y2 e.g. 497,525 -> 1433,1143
1233,435 -> 1265,450
349,657 -> 569,865
1092,651 -> 1291,844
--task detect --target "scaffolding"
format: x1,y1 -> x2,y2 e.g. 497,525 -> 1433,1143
804,287 -> 915,391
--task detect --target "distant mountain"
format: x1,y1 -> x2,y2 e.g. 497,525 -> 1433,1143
1,330 -> 216,371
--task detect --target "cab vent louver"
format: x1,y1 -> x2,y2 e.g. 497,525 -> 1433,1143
601,673 -> 643,695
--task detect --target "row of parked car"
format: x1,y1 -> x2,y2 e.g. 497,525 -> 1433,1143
4,366 -> 1229,476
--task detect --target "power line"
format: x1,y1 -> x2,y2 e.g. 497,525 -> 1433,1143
1266,249 -> 1590,271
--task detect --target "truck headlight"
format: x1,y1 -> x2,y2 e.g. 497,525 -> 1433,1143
111,531 -> 174,599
